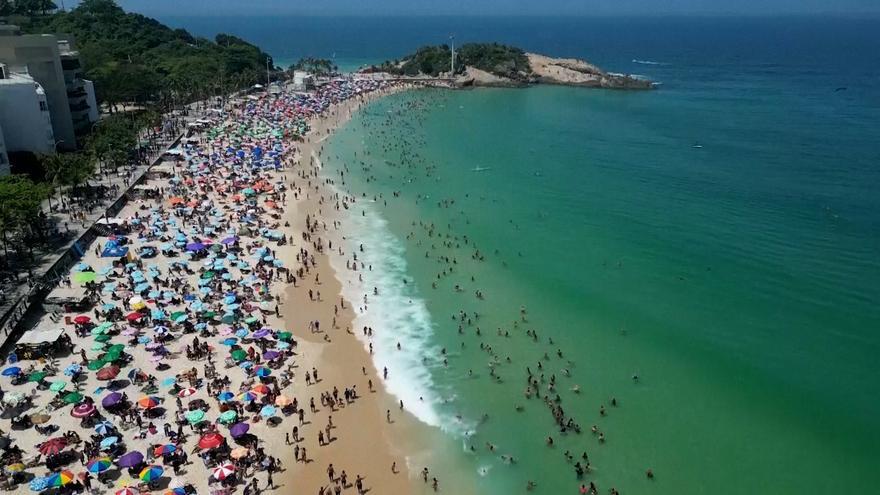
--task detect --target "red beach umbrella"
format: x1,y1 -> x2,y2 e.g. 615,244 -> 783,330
96,365 -> 120,381
126,312 -> 144,322
211,463 -> 235,481
39,437 -> 68,455
73,315 -> 91,325
177,388 -> 197,398
197,432 -> 225,450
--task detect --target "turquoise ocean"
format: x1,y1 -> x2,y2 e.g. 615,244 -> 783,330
166,16 -> 880,494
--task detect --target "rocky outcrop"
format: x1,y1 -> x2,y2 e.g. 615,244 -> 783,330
526,53 -> 652,89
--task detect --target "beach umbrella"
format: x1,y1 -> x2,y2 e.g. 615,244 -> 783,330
1,366 -> 21,376
230,349 -> 246,361
28,477 -> 49,492
211,463 -> 235,481
87,360 -> 107,371
87,457 -> 112,474
229,447 -> 249,460
185,410 -> 205,424
218,410 -> 237,424
254,367 -> 271,378
99,436 -> 119,449
259,405 -> 276,417
229,422 -> 249,438
237,391 -> 257,403
74,315 -> 91,324
139,465 -> 164,482
72,403 -> 97,418
49,381 -> 67,392
137,396 -> 160,409
217,391 -> 234,402
30,413 -> 51,425
46,470 -> 75,487
153,444 -> 176,457
4,463 -> 25,474
63,364 -> 81,376
62,392 -> 84,404
197,432 -> 225,450
126,312 -> 144,322
94,420 -> 114,435
74,272 -> 97,284
161,377 -> 176,387
97,365 -> 121,381
274,395 -> 292,407
251,384 -> 269,395
38,437 -> 68,456
262,350 -> 281,360
102,392 -> 123,408
177,387 -> 197,398
94,334 -> 111,343
221,337 -> 237,346
27,371 -> 47,383
95,321 -> 114,333
92,342 -> 106,351
186,242 -> 206,252
116,488 -> 139,495
116,452 -> 144,468
108,344 -> 125,353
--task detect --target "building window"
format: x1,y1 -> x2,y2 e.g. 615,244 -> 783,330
39,101 -> 48,111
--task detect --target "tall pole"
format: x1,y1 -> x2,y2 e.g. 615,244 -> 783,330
266,57 -> 271,90
450,35 -> 455,76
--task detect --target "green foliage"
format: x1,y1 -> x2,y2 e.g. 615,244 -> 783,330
378,42 -> 531,79
24,0 -> 274,109
3,0 -> 57,16
0,175 -> 49,256
290,57 -> 337,76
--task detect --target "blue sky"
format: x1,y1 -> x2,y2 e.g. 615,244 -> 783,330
67,0 -> 880,16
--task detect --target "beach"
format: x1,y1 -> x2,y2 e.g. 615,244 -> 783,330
0,79 -> 449,495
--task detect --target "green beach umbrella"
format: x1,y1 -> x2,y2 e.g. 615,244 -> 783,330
94,334 -> 111,343
221,314 -> 235,324
73,272 -> 97,284
244,316 -> 258,324
28,371 -> 47,383
201,271 -> 214,280
218,410 -> 237,424
87,360 -> 106,371
90,327 -> 107,336
108,344 -> 125,353
91,342 -> 106,351
276,332 -> 292,341
62,392 -> 84,404
49,381 -> 67,392
230,349 -> 246,362
185,410 -> 205,424
95,322 -> 113,332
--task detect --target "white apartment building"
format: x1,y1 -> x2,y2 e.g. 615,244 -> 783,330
0,63 -> 56,156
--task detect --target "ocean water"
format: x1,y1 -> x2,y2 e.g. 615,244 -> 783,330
166,15 -> 880,494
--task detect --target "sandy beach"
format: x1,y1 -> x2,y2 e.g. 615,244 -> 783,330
0,80 -> 443,495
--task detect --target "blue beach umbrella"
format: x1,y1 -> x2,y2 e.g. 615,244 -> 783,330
2,367 -> 21,376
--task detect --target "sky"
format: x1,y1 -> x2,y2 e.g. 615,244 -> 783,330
64,0 -> 880,17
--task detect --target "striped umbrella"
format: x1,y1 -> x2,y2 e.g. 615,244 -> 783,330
153,444 -> 176,457
137,396 -> 160,409
71,402 -> 97,418
211,463 -> 235,481
87,457 -> 112,474
139,465 -> 164,482
46,470 -> 75,487
116,487 -> 139,495
177,388 -> 197,398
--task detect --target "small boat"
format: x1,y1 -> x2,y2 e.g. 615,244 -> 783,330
692,142 -> 703,149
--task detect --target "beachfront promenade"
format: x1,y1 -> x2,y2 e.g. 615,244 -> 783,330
0,104 -> 206,350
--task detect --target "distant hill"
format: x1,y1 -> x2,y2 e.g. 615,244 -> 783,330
20,0 -> 274,109
365,42 -> 652,90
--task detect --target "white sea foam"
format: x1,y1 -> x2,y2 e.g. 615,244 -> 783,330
325,187 -> 468,435
632,58 -> 668,65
